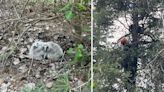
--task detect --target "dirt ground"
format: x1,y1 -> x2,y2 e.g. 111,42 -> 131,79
0,1 -> 91,92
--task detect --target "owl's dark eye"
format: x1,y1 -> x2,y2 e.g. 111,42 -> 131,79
33,42 -> 39,49
33,45 -> 37,49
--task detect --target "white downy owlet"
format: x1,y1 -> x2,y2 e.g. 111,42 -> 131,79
29,40 -> 64,61
42,41 -> 64,61
29,40 -> 46,60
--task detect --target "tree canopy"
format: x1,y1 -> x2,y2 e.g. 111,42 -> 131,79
94,0 -> 164,91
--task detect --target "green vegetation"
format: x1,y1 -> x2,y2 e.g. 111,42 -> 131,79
94,0 -> 164,91
51,74 -> 70,92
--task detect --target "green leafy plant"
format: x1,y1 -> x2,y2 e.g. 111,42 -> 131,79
51,73 -> 70,92
23,86 -> 32,92
59,1 -> 88,21
65,10 -> 75,21
67,44 -> 87,65
59,0 -> 90,48
31,84 -> 45,92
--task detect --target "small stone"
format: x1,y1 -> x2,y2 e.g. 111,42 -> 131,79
20,48 -> 27,54
35,73 -> 41,79
0,82 -> 11,92
46,82 -> 53,88
13,58 -> 20,65
45,26 -> 50,30
28,38 -> 33,43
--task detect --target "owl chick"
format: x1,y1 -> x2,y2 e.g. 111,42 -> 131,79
43,42 -> 64,61
29,41 -> 64,61
29,40 -> 46,60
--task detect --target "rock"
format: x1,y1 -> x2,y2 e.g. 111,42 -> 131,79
0,82 -> 11,92
13,58 -> 20,65
45,26 -> 50,30
46,81 -> 53,88
20,48 -> 27,54
35,72 -> 41,79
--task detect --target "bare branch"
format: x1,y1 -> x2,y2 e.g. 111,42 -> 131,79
145,48 -> 164,69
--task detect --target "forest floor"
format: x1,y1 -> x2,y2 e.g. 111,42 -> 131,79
0,1 -> 91,92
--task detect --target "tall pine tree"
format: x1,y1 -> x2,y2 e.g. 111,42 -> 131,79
94,0 -> 164,91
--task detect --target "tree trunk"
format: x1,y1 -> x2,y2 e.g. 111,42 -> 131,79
122,12 -> 140,90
